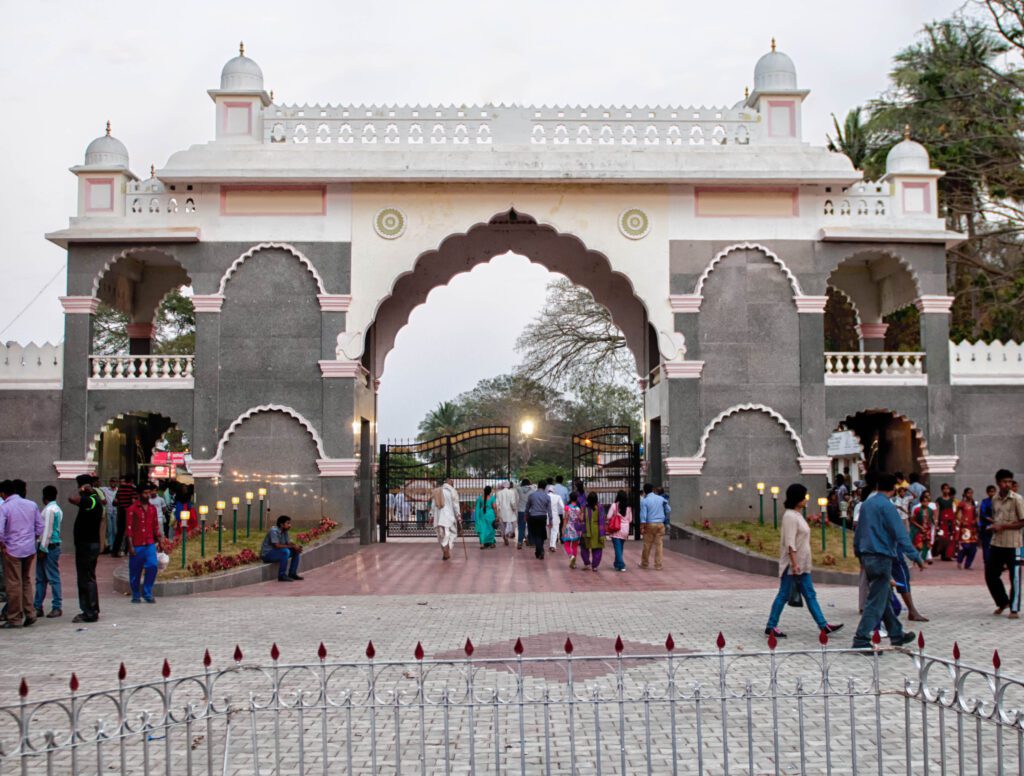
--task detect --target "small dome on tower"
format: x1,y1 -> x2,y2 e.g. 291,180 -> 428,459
753,38 -> 798,92
886,127 -> 931,174
84,122 -> 129,167
220,42 -> 264,91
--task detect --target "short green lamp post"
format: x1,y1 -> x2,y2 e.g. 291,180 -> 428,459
180,510 -> 190,568
198,505 -> 209,557
258,487 -> 267,531
756,482 -> 765,525
770,486 -> 780,529
245,491 -> 254,537
231,496 -> 240,543
818,497 -> 829,551
215,500 -> 226,554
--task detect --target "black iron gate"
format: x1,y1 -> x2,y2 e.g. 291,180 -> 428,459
571,426 -> 642,538
378,426 -> 511,540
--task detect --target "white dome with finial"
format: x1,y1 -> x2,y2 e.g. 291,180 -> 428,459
84,122 -> 129,167
220,42 -> 264,91
753,38 -> 798,92
886,127 -> 931,174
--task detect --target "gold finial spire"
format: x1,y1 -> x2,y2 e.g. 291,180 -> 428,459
269,89 -> 274,102
150,164 -> 155,178
744,86 -> 749,99
105,120 -> 111,136
771,37 -> 776,52
239,41 -> 245,57
903,124 -> 911,140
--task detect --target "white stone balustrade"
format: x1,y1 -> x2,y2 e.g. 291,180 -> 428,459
819,180 -> 892,220
0,342 -> 62,389
824,352 -> 927,385
950,340 -> 1024,384
125,188 -> 200,218
264,103 -> 758,148
88,355 -> 194,389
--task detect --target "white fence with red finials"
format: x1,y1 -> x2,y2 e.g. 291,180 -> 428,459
1,629 -> 1022,774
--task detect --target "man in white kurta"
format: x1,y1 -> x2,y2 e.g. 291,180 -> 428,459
546,484 -> 565,551
495,482 -> 519,546
431,479 -> 461,561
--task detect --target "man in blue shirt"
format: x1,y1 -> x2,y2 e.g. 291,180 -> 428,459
639,483 -> 671,570
525,487 -> 552,560
852,472 -> 924,650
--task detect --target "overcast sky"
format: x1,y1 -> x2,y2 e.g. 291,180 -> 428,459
0,0 -> 966,437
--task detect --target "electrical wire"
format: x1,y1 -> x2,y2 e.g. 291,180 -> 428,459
0,263 -> 67,339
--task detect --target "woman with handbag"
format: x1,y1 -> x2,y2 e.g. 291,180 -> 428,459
579,492 -> 606,571
473,486 -> 498,549
606,490 -> 633,572
764,483 -> 844,639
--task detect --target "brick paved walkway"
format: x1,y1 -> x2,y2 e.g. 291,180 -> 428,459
3,543 -> 1018,774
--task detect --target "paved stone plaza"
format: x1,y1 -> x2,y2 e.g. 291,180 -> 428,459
1,545 -> 1020,774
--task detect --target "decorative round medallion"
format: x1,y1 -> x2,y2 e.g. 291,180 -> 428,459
374,207 -> 406,239
618,208 -> 650,240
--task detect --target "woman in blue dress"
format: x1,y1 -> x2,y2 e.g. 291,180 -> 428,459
474,486 -> 498,549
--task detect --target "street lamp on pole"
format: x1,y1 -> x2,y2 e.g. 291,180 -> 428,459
817,497 -> 828,551
198,505 -> 209,557
519,419 -> 536,467
179,510 -> 190,568
756,482 -> 765,525
257,487 -> 267,531
770,486 -> 780,529
230,496 -> 240,544
245,491 -> 253,537
215,500 -> 226,553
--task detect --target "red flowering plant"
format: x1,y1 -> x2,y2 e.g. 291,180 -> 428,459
188,548 -> 261,577
295,517 -> 339,545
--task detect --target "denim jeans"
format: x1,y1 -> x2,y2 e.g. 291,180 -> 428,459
517,512 -> 527,545
33,546 -> 61,612
263,547 -> 301,578
128,543 -> 159,601
853,553 -> 905,646
612,537 -> 625,570
766,571 -> 827,630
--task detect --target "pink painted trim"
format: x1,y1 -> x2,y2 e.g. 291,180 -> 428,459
219,185 -> 327,217
84,178 -> 115,212
221,101 -> 253,135
126,322 -> 155,338
694,187 -> 799,218
901,181 -> 932,214
857,323 -> 889,339
766,100 -> 796,138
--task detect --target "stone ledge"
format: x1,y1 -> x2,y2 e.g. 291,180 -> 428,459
113,532 -> 361,596
665,525 -> 858,587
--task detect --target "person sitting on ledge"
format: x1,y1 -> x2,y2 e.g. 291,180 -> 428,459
261,515 -> 303,582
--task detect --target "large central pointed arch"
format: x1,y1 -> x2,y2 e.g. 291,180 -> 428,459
355,209 -> 658,380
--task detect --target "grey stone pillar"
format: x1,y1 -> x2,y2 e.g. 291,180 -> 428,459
668,474 -> 701,528
856,323 -> 888,353
57,296 -> 98,462
917,296 -> 956,469
190,299 -> 223,460
127,322 -> 155,356
796,296 -> 828,454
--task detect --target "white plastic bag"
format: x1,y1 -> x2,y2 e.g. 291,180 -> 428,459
156,551 -> 170,572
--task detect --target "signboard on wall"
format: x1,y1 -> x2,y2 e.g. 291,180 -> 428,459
827,431 -> 862,458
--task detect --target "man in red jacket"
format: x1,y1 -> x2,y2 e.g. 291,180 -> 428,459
126,487 -> 160,604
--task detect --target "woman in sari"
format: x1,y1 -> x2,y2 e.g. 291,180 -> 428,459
580,491 -> 606,571
474,486 -> 497,549
934,483 -> 957,561
909,489 -> 934,565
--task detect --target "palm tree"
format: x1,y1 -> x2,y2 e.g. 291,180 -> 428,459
826,108 -> 870,171
418,401 -> 464,441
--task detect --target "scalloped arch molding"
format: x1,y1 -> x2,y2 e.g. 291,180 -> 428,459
695,403 -> 808,459
214,404 -> 327,460
218,243 -> 327,295
694,243 -> 804,297
90,247 -> 190,297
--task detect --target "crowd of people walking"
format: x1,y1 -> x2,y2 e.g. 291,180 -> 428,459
425,476 -> 672,573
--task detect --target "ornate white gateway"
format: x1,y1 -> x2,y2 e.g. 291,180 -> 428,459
31,41 -> 1013,536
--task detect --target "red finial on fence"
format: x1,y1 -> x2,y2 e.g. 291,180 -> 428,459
665,633 -> 675,652
819,629 -> 829,646
118,663 -> 127,681
318,642 -> 327,661
233,645 -> 243,663
203,649 -> 212,668
767,631 -> 778,650
614,635 -> 624,654
70,673 -> 79,692
871,629 -> 881,645
18,679 -> 27,698
414,642 -> 424,661
162,659 -> 171,679
993,650 -> 1001,670
513,637 -> 524,655
917,632 -> 925,650
366,641 -> 376,660
953,642 -> 960,661
464,638 -> 475,657
564,637 -> 574,655
716,632 -> 726,650
270,643 -> 280,662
